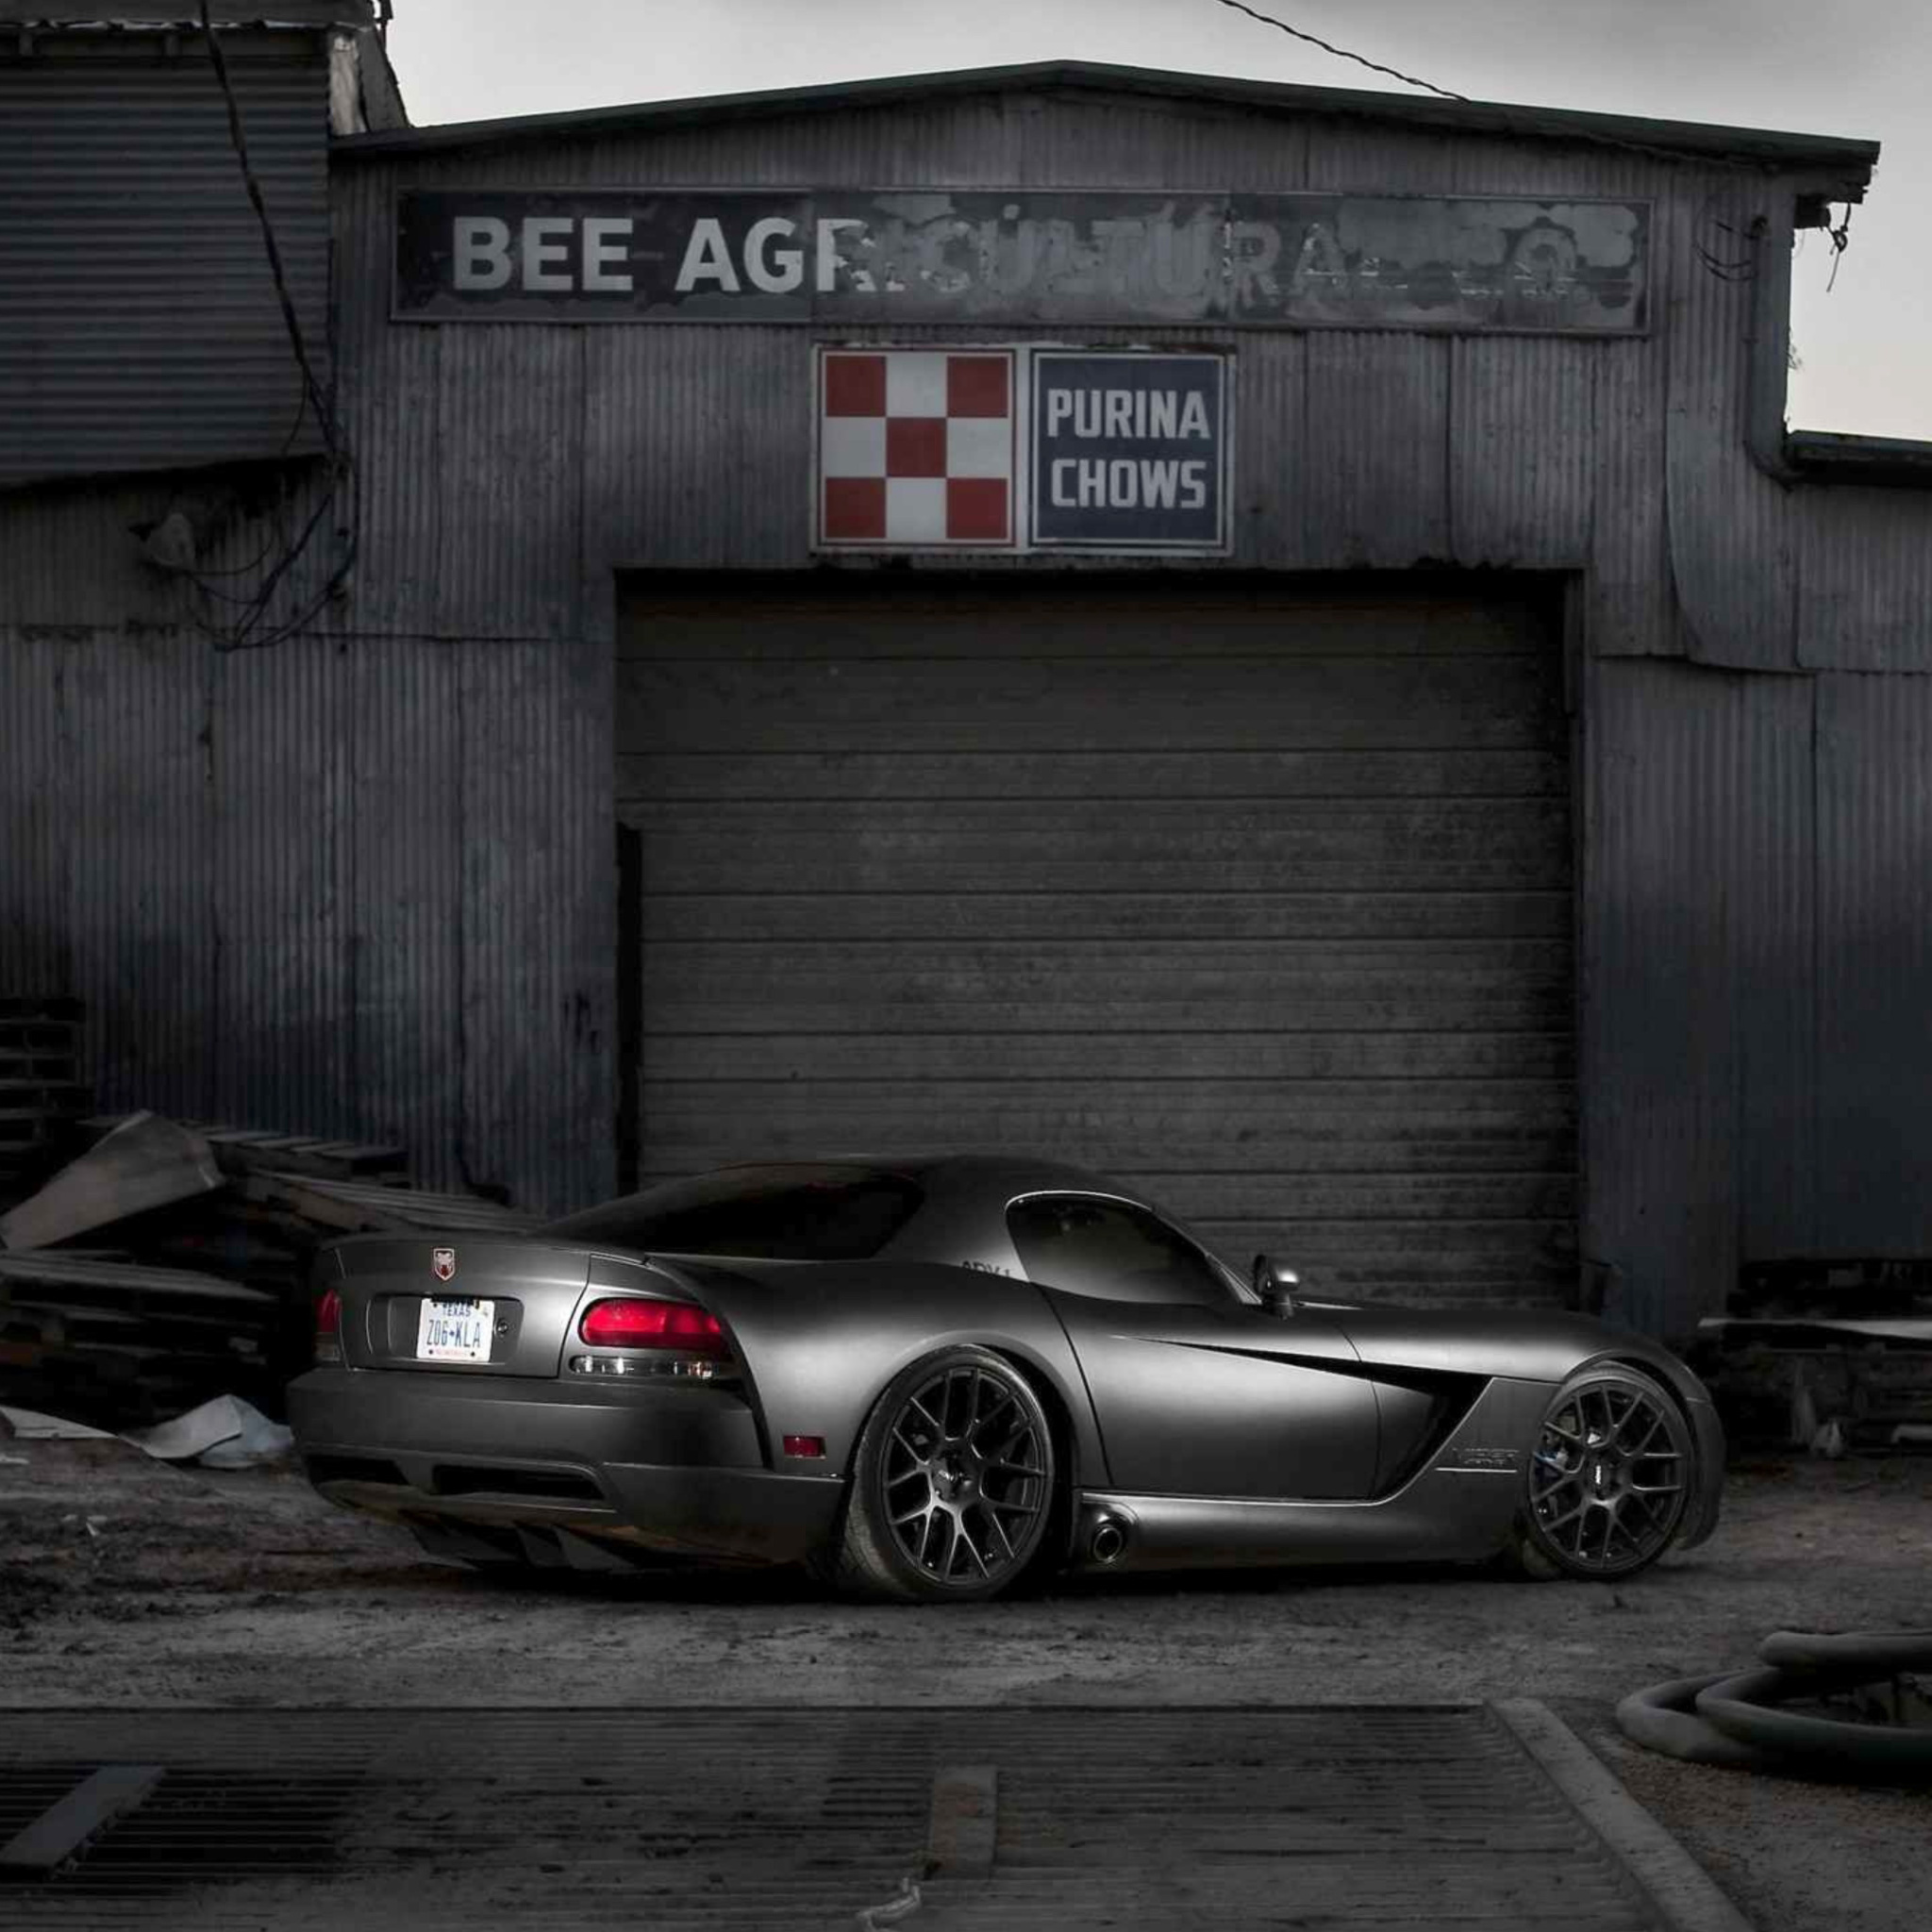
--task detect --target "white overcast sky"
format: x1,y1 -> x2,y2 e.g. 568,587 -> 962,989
384,0 -> 1928,441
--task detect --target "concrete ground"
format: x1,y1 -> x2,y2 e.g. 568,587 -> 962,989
2,1441 -> 1927,1930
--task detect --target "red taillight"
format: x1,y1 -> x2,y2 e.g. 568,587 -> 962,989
314,1286 -> 342,1362
578,1297 -> 726,1357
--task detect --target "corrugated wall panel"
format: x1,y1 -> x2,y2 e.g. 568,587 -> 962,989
1018,91 -> 1295,189
1663,177 -> 1798,670
1733,673 -> 1817,1260
0,42 -> 331,485
60,630 -> 220,1118
0,461 -> 349,636
25,79 -> 1932,1289
0,483 -> 179,628
1449,337 -> 1592,565
567,96 -> 1026,190
1588,334 -> 1674,656
1815,675 -> 1932,1251
348,641 -> 463,1186
0,637 -> 74,995
332,157 -> 441,639
434,329 -> 585,641
1583,658 -> 1819,1328
1302,333 -> 1451,565
210,638 -> 353,1134
586,327 -> 808,577
1304,121 -> 1457,192
457,639 -> 612,1215
1583,658 -> 1740,1335
1797,485 -> 1932,672
1239,333 -> 1310,569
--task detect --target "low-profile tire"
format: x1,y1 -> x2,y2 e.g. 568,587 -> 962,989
1510,1363 -> 1695,1581
816,1345 -> 1058,1605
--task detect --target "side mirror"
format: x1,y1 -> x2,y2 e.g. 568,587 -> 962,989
1252,1254 -> 1299,1317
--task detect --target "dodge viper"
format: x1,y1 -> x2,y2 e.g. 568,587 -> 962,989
287,1156 -> 1723,1602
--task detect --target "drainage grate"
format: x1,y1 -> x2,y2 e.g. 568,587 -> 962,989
0,1707 -> 1674,1930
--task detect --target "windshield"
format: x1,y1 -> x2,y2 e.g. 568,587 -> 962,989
544,1164 -> 924,1261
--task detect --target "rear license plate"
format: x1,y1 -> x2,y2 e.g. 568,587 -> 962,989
416,1297 -> 495,1362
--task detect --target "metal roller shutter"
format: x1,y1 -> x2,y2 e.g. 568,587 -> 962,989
615,575 -> 1576,1308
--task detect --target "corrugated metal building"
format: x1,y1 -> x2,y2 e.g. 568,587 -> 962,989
5,44 -> 1931,1337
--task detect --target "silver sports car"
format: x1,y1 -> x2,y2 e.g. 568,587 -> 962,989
288,1156 -> 1723,1603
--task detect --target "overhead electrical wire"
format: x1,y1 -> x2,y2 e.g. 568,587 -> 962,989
1204,0 -> 1861,313
1208,0 -> 1467,101
1202,0 -> 1855,182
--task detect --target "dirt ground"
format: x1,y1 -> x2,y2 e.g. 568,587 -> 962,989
2,1439 -> 1927,1931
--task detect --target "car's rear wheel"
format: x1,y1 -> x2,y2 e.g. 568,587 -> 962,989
818,1344 -> 1058,1604
1511,1364 -> 1693,1581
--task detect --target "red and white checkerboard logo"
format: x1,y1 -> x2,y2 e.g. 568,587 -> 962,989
817,349 -> 1015,547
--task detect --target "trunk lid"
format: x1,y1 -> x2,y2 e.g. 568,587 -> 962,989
330,1238 -> 593,1378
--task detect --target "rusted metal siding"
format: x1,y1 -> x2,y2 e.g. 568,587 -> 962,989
1583,658 -> 1740,1334
1815,675 -> 1932,1251
1662,180 -> 1801,672
1583,658 -> 1818,1333
1798,486 -> 1932,672
1303,333 -> 1453,565
9,73 -> 1932,1282
0,479 -> 189,628
0,638 -> 73,996
1448,337 -> 1592,566
0,627 -> 610,1215
452,638 -> 612,1210
1731,674 -> 1819,1263
0,33 -> 333,488
433,329 -> 585,640
212,640 -> 353,1132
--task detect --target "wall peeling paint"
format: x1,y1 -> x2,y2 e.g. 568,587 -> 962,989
5,82 -> 1932,1308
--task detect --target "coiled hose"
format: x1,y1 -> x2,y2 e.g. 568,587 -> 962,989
1618,1629 -> 1932,1783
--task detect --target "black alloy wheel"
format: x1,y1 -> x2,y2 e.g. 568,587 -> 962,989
822,1344 -> 1058,1603
1513,1364 -> 1693,1581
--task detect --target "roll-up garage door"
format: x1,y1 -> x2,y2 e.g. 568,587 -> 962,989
615,576 -> 1576,1308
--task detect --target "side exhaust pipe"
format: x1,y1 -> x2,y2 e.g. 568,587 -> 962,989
1087,1514 -> 1129,1565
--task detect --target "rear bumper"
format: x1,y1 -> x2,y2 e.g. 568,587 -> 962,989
287,1366 -> 841,1564
1678,1395 -> 1726,1550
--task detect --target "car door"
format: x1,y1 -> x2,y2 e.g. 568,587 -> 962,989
1009,1191 -> 1380,1500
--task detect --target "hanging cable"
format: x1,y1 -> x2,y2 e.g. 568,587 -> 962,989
184,1 -> 356,653
200,0 -> 335,447
1825,203 -> 1854,291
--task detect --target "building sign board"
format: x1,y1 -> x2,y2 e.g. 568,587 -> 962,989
812,346 -> 1230,555
395,191 -> 1649,333
1029,352 -> 1229,552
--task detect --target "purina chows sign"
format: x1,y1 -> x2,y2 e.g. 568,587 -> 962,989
394,191 -> 1649,333
814,347 -> 1231,555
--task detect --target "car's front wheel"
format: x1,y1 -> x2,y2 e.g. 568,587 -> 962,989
1511,1363 -> 1694,1580
819,1344 -> 1058,1604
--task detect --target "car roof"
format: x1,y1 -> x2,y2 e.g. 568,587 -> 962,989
725,1152 -> 1154,1205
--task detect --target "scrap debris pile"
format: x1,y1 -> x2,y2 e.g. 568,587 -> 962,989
1693,1257 -> 1932,1456
0,997 -> 92,1195
0,999 -> 539,1429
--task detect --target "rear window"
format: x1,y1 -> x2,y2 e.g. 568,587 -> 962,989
544,1164 -> 923,1261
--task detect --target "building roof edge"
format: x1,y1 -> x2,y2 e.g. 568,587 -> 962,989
330,57 -> 1879,179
